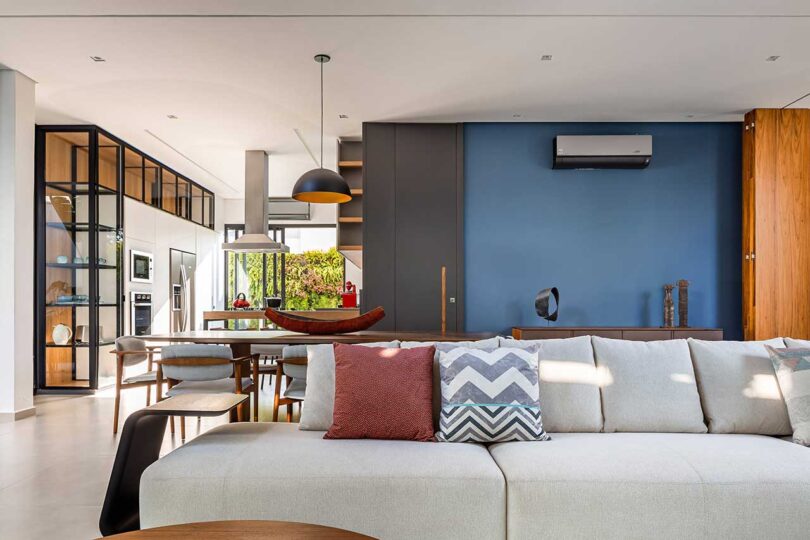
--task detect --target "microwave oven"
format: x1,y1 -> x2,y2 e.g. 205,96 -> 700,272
130,250 -> 154,283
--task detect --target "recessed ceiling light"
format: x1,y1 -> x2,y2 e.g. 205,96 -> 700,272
540,55 -> 553,61
512,114 -> 522,118
167,114 -> 178,119
338,114 -> 349,119
90,56 -> 105,62
766,55 -> 781,62
685,114 -> 695,118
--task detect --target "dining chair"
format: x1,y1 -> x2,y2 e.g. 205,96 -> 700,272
112,336 -> 161,434
273,345 -> 308,422
156,344 -> 258,439
251,344 -> 283,389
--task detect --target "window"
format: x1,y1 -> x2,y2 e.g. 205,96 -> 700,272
224,224 -> 344,329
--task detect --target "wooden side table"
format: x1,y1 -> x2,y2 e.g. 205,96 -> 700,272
100,520 -> 375,539
99,394 -> 249,537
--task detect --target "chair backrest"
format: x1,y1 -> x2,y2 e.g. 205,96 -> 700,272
160,344 -> 233,381
115,336 -> 148,367
281,345 -> 308,379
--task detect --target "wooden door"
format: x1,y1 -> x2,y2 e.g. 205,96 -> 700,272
742,111 -> 755,339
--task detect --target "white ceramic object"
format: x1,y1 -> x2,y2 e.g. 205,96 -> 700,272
52,324 -> 72,345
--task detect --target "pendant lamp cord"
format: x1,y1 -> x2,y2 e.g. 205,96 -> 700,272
320,59 -> 324,168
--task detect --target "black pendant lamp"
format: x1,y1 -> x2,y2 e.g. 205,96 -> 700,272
292,54 -> 352,204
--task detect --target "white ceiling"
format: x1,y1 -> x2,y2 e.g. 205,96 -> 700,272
1,1 -> 809,197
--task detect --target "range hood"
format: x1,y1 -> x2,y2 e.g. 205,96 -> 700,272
222,150 -> 290,253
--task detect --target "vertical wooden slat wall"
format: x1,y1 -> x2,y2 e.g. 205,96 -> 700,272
743,108 -> 810,340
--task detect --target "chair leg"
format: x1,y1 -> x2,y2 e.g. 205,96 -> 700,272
286,403 -> 293,422
180,417 -> 186,440
113,387 -> 121,435
169,416 -> 175,434
272,368 -> 282,422
146,384 -> 151,406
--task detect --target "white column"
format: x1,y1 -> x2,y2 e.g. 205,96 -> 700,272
0,69 -> 36,421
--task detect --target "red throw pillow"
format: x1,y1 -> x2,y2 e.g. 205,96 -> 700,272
325,343 -> 435,441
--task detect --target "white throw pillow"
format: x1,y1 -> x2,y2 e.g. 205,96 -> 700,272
503,336 -> 602,432
765,345 -> 810,446
592,337 -> 707,433
688,338 -> 790,435
298,341 -> 400,431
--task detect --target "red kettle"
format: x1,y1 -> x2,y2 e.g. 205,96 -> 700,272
232,292 -> 251,309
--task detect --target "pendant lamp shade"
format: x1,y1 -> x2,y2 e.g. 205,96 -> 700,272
292,53 -> 352,204
292,168 -> 352,203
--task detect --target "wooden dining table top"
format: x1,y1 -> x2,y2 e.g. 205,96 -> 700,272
139,329 -> 496,345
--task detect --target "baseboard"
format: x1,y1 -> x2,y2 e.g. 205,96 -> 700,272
0,406 -> 36,422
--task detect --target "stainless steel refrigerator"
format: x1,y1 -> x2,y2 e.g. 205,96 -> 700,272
170,249 -> 196,333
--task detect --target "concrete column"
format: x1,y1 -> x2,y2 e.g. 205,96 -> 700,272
0,69 -> 36,421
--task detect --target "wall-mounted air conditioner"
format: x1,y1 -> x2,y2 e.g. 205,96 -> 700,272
553,135 -> 652,169
267,197 -> 311,220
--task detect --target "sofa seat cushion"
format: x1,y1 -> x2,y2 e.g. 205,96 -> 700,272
489,432 -> 810,540
140,423 -> 505,540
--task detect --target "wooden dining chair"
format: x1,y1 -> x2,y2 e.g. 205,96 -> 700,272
155,344 -> 259,439
273,345 -> 308,422
112,337 -> 161,434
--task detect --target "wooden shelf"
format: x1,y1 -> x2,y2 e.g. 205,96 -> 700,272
338,217 -> 363,223
338,160 -> 363,168
350,188 -> 363,196
338,245 -> 362,251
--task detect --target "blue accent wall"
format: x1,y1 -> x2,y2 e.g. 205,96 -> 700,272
464,122 -> 742,338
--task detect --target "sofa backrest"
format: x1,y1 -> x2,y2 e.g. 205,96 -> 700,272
498,336 -> 602,432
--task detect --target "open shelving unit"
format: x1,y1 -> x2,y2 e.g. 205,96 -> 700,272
336,138 -> 363,269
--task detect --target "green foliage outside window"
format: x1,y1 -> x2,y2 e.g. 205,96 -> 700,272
227,247 -> 344,312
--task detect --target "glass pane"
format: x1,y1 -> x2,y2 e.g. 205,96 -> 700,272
97,134 -> 119,192
283,228 -> 342,310
144,159 -> 160,206
177,177 -> 190,219
124,148 -> 143,200
161,169 -> 177,214
203,192 -> 214,228
44,131 -> 89,183
191,185 -> 203,224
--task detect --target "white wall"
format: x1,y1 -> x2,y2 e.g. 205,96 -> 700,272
124,198 -> 221,335
0,70 -> 35,419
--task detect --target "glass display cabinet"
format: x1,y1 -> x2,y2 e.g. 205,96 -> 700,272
35,127 -> 123,392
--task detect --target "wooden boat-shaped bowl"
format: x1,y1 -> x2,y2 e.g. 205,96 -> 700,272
264,306 -> 386,335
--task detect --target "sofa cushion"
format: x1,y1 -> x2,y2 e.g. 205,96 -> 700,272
765,346 -> 810,446
785,338 -> 810,349
299,341 -> 400,431
592,337 -> 706,433
499,336 -> 602,432
437,348 -> 550,443
489,432 -> 810,539
140,423 -> 505,540
689,338 -> 791,435
326,344 -> 435,441
401,338 -> 501,426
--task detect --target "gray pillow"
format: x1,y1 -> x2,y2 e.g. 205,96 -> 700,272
592,337 -> 707,433
298,341 -> 400,431
505,336 -> 602,432
688,338 -> 790,435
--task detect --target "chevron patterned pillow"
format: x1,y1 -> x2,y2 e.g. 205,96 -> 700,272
437,348 -> 551,443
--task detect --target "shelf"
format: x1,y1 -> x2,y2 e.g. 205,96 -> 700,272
350,188 -> 363,196
46,263 -> 118,270
338,160 -> 363,168
46,222 -> 120,233
338,217 -> 363,223
46,303 -> 118,308
46,341 -> 115,348
338,245 -> 362,251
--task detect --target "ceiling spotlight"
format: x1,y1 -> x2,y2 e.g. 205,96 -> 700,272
339,114 -> 349,119
685,114 -> 695,118
540,55 -> 553,61
766,56 -> 781,62
513,114 -> 522,118
167,114 -> 178,119
90,56 -> 106,62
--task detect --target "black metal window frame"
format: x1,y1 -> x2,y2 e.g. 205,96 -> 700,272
223,223 -> 344,325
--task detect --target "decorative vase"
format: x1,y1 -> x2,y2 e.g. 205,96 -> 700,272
663,284 -> 675,327
678,279 -> 690,328
52,323 -> 72,345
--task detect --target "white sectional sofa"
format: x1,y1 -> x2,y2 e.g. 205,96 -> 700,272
140,336 -> 810,539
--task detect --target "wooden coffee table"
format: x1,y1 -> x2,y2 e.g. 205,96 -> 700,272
100,519 -> 376,539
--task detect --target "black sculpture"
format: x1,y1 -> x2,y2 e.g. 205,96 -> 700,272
535,287 -> 560,322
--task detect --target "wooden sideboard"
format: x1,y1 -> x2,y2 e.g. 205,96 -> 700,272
511,327 -> 724,341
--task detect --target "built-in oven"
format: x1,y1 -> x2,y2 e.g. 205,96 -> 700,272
130,250 -> 154,283
131,292 -> 152,336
